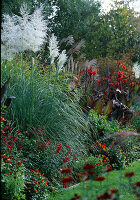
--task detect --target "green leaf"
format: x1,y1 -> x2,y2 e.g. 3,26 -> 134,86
93,99 -> 103,115
103,100 -> 113,116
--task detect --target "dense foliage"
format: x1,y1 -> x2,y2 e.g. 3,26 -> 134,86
1,0 -> 140,199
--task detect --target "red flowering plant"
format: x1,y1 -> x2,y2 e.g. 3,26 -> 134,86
76,60 -> 139,125
19,128 -> 78,184
1,120 -> 24,156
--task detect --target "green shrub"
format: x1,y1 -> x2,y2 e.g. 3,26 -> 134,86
88,109 -> 121,140
130,108 -> 140,133
1,155 -> 25,200
89,142 -> 128,170
25,168 -> 50,200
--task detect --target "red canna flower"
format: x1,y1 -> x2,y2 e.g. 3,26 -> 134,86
95,176 -> 105,181
79,68 -> 84,75
122,65 -> 126,70
1,155 -> 5,158
61,168 -> 72,174
4,174 -> 7,176
118,61 -> 122,66
115,82 -> 119,87
122,79 -> 127,83
92,69 -> 98,76
14,176 -> 16,179
83,163 -> 94,170
9,172 -> 13,175
125,172 -> 134,177
97,80 -> 100,87
129,82 -> 134,87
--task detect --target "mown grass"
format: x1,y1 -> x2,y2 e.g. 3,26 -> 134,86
48,160 -> 140,200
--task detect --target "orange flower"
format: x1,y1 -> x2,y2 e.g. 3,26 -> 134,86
4,174 -> 7,176
45,182 -> 47,186
34,189 -> 38,193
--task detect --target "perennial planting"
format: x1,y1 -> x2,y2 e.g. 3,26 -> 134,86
1,0 -> 140,199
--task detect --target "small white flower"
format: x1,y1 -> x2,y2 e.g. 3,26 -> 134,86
57,50 -> 67,72
49,33 -> 59,64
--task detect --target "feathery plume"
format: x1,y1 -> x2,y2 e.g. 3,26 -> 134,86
1,3 -> 47,60
57,50 -> 67,72
49,33 -> 59,64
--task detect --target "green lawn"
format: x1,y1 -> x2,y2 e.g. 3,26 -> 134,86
48,160 -> 140,200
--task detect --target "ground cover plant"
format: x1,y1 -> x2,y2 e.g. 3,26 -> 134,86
1,0 -> 140,199
48,160 -> 140,200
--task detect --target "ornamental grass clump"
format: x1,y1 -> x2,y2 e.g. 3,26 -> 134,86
1,3 -> 47,60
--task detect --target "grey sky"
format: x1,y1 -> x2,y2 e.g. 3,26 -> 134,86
101,0 -> 140,13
